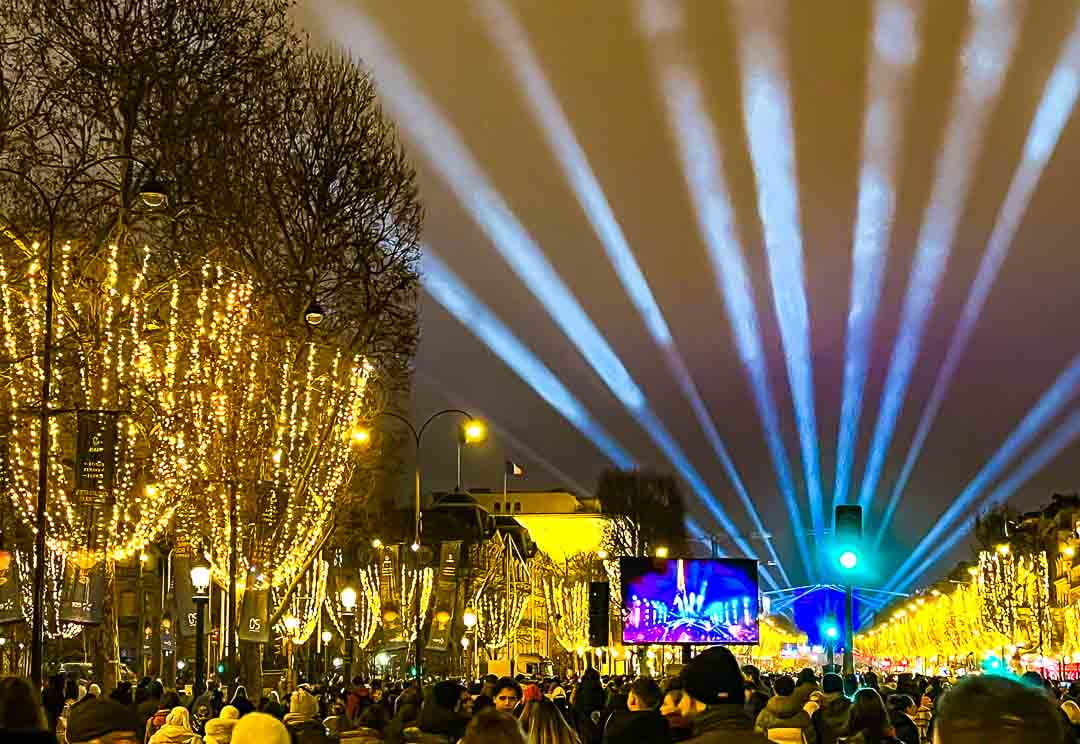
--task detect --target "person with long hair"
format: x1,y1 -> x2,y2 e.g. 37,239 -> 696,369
526,698 -> 580,744
463,708 -> 526,744
839,689 -> 901,744
0,676 -> 51,742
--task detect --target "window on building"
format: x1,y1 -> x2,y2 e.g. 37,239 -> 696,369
514,502 -> 522,513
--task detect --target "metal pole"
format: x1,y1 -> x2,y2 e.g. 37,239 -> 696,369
194,597 -> 207,697
227,481 -> 238,674
843,584 -> 854,676
414,461 -> 423,677
30,223 -> 55,689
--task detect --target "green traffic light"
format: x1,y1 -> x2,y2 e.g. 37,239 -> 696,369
825,626 -> 839,640
839,550 -> 858,570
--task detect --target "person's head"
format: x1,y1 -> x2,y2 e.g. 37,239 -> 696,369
160,690 -> 181,710
67,697 -> 140,744
933,674 -> 1063,744
219,704 -> 240,721
493,678 -> 523,713
888,694 -> 916,718
207,680 -> 219,692
772,676 -> 796,698
797,668 -> 817,687
523,684 -> 544,704
524,698 -> 575,744
434,680 -> 465,712
1069,681 -> 1080,699
472,695 -> 495,715
65,677 -> 80,700
660,688 -> 683,717
148,680 -> 164,700
741,665 -> 761,687
194,704 -> 210,721
232,712 -> 291,744
231,685 -> 248,702
1063,700 -> 1080,725
843,674 -> 859,697
628,678 -> 661,711
165,707 -> 191,730
88,683 -> 102,698
849,689 -> 891,740
0,676 -> 48,730
463,708 -> 525,744
1020,671 -> 1045,689
822,673 -> 844,696
352,675 -> 364,687
863,671 -> 879,690
678,646 -> 745,719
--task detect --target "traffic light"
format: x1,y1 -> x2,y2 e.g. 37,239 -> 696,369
825,625 -> 839,640
834,505 -> 863,572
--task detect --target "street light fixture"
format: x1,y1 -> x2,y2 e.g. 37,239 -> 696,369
190,558 -> 211,697
303,301 -> 326,326
341,587 -> 357,680
654,546 -> 669,558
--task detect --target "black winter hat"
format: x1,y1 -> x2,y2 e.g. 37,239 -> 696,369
680,646 -> 745,706
66,697 -> 139,742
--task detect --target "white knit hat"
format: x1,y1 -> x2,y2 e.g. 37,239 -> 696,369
232,712 -> 290,744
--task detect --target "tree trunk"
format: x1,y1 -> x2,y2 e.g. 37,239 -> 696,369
239,640 -> 263,697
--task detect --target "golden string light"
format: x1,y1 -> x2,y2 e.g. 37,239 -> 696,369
0,239 -> 182,565
273,559 -> 328,644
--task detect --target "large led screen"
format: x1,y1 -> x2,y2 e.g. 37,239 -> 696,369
620,557 -> 759,645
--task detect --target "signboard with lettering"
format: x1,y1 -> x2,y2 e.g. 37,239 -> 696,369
75,412 -> 117,503
60,561 -> 105,625
0,551 -> 23,624
426,541 -> 462,652
238,589 -> 269,643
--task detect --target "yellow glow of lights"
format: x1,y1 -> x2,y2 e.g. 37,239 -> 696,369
371,538 -> 383,549
283,615 -> 301,631
655,546 -> 669,558
349,427 -> 372,446
462,609 -> 478,628
463,420 -> 487,444
340,586 -> 358,611
1065,545 -> 1076,558
968,566 -> 980,576
996,544 -> 1010,555
597,549 -> 608,560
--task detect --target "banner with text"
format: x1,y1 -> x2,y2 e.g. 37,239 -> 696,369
60,561 -> 105,625
75,412 -> 117,503
0,551 -> 23,624
238,589 -> 270,643
426,541 -> 462,652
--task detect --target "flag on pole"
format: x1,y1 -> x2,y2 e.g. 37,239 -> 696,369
505,460 -> 524,477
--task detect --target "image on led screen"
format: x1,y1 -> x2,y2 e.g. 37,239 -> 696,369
621,557 -> 759,645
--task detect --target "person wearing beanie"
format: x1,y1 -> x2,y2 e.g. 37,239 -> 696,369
283,688 -> 332,744
676,646 -> 769,743
66,696 -> 141,744
793,669 -> 821,708
231,712 -> 291,744
813,674 -> 852,744
755,676 -> 816,744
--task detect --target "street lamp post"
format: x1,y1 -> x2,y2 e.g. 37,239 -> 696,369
352,410 -> 485,678
190,559 -> 211,698
340,586 -> 357,681
321,630 -> 332,681
462,608 -> 478,681
0,156 -> 166,686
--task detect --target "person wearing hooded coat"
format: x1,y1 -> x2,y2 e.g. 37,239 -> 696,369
755,676 -> 816,744
283,688 -> 333,744
202,705 -> 240,744
572,668 -> 606,744
812,674 -> 852,744
228,687 -> 255,718
417,681 -> 469,743
147,707 -> 203,744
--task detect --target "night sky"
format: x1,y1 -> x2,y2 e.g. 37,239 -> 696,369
297,0 -> 1080,594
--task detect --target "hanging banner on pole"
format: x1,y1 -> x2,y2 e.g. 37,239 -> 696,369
0,432 -> 10,495
174,555 -> 198,638
238,589 -> 269,643
0,550 -> 23,624
60,561 -> 105,625
75,412 -> 117,503
426,541 -> 462,652
379,547 -> 405,647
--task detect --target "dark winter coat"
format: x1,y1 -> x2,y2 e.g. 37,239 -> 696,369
812,694 -> 852,744
889,713 -> 918,744
682,704 -> 770,744
755,695 -> 816,744
285,717 -> 335,744
604,709 -> 670,744
417,703 -> 468,743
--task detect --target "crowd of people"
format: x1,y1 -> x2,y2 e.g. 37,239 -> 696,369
1,647 -> 1078,743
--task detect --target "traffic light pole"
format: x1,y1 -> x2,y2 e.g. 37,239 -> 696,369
843,584 -> 854,676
